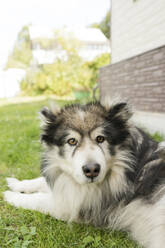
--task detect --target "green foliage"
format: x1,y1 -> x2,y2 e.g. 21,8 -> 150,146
20,29 -> 110,97
5,226 -> 36,248
5,25 -> 110,98
84,53 -> 110,86
6,26 -> 33,69
55,29 -> 81,55
81,235 -> 101,248
21,58 -> 93,97
150,132 -> 164,142
21,53 -> 110,97
33,38 -> 56,50
91,11 -> 110,39
20,33 -> 94,97
21,62 -> 72,96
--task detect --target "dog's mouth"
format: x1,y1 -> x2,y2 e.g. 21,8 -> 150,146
84,174 -> 105,185
88,177 -> 97,183
84,173 -> 104,185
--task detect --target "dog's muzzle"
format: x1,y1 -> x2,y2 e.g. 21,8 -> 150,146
82,163 -> 100,180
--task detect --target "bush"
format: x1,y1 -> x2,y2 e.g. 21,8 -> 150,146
21,58 -> 92,96
21,53 -> 110,97
84,53 -> 110,86
6,26 -> 33,70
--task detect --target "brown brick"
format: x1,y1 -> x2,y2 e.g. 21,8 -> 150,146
99,45 -> 165,113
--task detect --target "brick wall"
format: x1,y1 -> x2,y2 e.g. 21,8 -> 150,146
99,45 -> 165,113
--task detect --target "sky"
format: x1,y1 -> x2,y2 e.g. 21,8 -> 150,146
0,0 -> 110,68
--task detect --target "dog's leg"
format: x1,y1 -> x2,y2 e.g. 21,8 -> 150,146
117,199 -> 165,248
3,190 -> 56,217
6,177 -> 49,193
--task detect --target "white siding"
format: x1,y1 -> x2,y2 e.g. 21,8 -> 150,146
0,69 -> 25,98
111,0 -> 165,63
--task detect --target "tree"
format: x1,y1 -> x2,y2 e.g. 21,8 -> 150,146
84,53 -> 110,86
91,11 -> 110,39
20,33 -> 92,96
19,29 -> 110,97
6,26 -> 33,69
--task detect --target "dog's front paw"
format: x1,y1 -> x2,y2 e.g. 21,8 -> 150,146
6,177 -> 32,193
6,177 -> 21,191
3,190 -> 22,207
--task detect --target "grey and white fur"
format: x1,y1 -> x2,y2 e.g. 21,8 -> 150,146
4,100 -> 165,248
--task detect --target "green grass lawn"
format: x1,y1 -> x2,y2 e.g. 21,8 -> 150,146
0,100 -> 163,248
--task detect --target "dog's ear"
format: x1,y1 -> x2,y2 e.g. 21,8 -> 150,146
40,107 -> 60,145
101,97 -> 132,121
104,102 -> 132,145
40,107 -> 57,125
107,102 -> 132,122
40,103 -> 60,124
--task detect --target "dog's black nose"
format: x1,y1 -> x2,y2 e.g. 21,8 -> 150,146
82,163 -> 100,179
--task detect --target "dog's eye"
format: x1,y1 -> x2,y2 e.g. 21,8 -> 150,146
67,138 -> 78,146
96,135 -> 105,143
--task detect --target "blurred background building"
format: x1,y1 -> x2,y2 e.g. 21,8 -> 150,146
29,26 -> 110,64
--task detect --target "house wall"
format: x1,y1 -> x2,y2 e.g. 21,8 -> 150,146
111,0 -> 165,63
99,45 -> 165,113
0,69 -> 25,98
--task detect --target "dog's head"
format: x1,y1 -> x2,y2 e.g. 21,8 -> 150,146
40,101 -> 132,186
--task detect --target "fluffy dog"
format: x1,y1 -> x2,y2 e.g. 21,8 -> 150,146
4,101 -> 165,248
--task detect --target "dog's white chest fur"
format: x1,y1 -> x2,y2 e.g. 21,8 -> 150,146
53,173 -> 102,222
